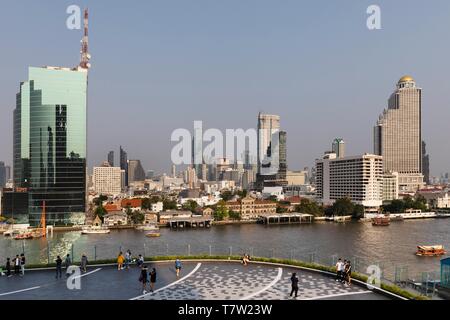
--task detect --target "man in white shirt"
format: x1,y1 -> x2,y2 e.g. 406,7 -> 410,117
335,258 -> 343,282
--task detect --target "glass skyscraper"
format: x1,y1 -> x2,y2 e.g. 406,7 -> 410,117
14,66 -> 88,226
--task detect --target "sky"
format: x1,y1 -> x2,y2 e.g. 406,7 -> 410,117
0,0 -> 450,176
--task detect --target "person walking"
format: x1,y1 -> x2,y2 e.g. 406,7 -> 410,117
136,254 -> 144,268
149,268 -> 157,292
117,252 -> 125,271
13,255 -> 20,275
64,254 -> 72,277
55,256 -> 63,279
80,254 -> 88,273
175,259 -> 182,277
124,250 -> 131,270
20,253 -> 26,276
6,258 -> 12,277
335,258 -> 343,282
139,265 -> 149,294
290,272 -> 299,298
344,261 -> 352,286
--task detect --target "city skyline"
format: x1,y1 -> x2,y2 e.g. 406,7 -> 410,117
1,1 -> 450,176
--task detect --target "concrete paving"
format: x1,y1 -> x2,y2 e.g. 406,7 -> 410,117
0,261 -> 389,300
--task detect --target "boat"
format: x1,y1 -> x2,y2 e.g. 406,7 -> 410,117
14,232 -> 33,240
81,225 -> 110,234
416,245 -> 446,257
135,223 -> 159,231
3,229 -> 20,237
145,231 -> 161,238
372,215 -> 390,226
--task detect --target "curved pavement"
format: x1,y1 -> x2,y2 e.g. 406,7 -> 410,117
0,261 -> 389,300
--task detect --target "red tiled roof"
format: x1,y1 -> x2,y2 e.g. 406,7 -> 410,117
286,196 -> 301,204
104,204 -> 120,212
121,198 -> 142,208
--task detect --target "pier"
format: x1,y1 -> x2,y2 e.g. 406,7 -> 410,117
169,217 -> 213,229
257,213 -> 314,225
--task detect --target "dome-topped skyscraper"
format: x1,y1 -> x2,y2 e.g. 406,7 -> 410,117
374,76 -> 424,192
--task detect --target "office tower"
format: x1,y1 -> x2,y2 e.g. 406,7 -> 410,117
422,141 -> 430,185
316,153 -> 383,212
332,138 -> 345,159
93,162 -> 122,195
0,162 -> 5,187
171,164 -> 176,178
120,146 -> 128,186
5,165 -> 11,181
107,151 -> 114,167
278,131 -> 287,180
128,159 -> 146,183
146,170 -> 155,179
257,113 -> 280,176
374,76 -> 424,192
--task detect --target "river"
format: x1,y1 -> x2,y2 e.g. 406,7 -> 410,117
1,219 -> 449,282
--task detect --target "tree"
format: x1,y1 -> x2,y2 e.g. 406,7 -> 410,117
94,205 -> 107,221
330,198 -> 354,216
214,200 -> 229,221
163,199 -> 177,211
228,210 -> 241,221
235,190 -> 247,198
295,199 -> 324,217
93,194 -> 108,206
382,199 -> 405,214
182,200 -> 199,213
352,205 -> 365,219
221,191 -> 234,202
413,196 -> 428,211
130,210 -> 145,225
276,206 -> 289,214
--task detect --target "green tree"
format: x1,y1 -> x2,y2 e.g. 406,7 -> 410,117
214,200 -> 229,221
163,199 -> 177,211
221,191 -> 234,202
413,196 -> 428,211
228,210 -> 241,221
382,199 -> 404,213
130,210 -> 145,224
93,194 -> 108,206
235,190 -> 248,198
94,205 -> 107,221
182,200 -> 199,213
330,198 -> 354,216
352,205 -> 365,219
295,199 -> 324,217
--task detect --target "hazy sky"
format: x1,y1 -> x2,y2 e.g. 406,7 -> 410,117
1,0 -> 450,176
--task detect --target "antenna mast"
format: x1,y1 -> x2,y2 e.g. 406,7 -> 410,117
80,8 -> 91,69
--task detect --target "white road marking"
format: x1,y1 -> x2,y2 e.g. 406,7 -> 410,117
303,290 -> 374,300
130,263 -> 202,300
0,286 -> 41,297
74,268 -> 102,279
240,267 -> 283,300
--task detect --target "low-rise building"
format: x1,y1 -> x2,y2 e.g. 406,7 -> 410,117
159,210 -> 193,224
104,211 -> 128,226
225,196 -> 277,220
121,198 -> 142,212
416,188 -> 450,209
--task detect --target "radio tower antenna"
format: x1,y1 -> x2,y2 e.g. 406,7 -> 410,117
80,8 -> 91,69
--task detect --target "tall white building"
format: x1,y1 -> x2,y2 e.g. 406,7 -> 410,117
93,162 -> 123,195
382,172 -> 399,201
374,76 -> 424,192
257,113 -> 280,176
316,153 -> 383,211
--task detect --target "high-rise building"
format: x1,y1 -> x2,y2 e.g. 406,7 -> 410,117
382,172 -> 399,201
316,153 -> 383,212
127,160 -> 146,183
422,141 -> 430,185
171,164 -> 176,178
0,162 -> 6,187
120,146 -> 128,186
257,113 -> 280,176
278,131 -> 287,181
5,165 -> 11,182
332,138 -> 345,159
107,151 -> 114,167
374,76 -> 424,192
93,162 -> 122,195
13,66 -> 88,225
146,170 -> 155,179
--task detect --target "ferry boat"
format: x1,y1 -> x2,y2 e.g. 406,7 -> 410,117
13,231 -> 33,240
145,231 -> 161,238
372,215 -> 390,226
416,245 -> 446,257
81,225 -> 111,234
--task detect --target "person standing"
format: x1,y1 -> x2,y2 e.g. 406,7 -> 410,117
140,265 -> 149,294
335,258 -> 343,282
175,259 -> 182,277
136,254 -> 144,268
290,272 -> 299,298
150,268 -> 157,292
20,253 -> 26,276
6,258 -> 12,277
124,250 -> 131,270
14,255 -> 20,275
55,256 -> 63,279
344,261 -> 352,286
80,254 -> 88,273
117,252 -> 125,271
64,254 -> 72,277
